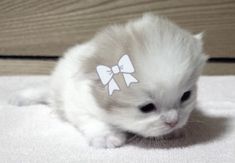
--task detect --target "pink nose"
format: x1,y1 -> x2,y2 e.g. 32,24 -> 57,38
165,120 -> 178,128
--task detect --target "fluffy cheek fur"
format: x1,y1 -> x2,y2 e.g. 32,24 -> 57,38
104,97 -> 196,138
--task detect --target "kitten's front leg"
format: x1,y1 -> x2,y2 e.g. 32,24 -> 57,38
78,117 -> 126,148
62,81 -> 126,148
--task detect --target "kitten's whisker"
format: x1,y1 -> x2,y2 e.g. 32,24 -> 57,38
188,120 -> 206,123
127,134 -> 139,143
188,121 -> 206,125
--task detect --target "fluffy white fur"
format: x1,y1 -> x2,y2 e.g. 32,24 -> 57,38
9,14 -> 207,148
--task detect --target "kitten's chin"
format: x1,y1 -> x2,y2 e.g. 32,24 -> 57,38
134,129 -> 174,138
136,123 -> 186,138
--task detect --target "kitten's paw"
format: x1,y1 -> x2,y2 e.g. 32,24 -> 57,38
89,132 -> 126,148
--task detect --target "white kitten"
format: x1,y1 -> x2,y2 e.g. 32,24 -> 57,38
9,14 -> 207,148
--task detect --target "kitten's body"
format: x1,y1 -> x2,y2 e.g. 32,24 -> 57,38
10,14 -> 207,148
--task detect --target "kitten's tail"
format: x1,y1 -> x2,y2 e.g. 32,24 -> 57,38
8,84 -> 50,106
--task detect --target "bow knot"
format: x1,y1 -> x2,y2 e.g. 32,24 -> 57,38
96,54 -> 138,95
111,65 -> 120,74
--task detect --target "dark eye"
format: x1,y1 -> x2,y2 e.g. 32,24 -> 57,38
139,103 -> 156,113
181,91 -> 191,103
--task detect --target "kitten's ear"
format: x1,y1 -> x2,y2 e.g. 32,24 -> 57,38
194,32 -> 204,40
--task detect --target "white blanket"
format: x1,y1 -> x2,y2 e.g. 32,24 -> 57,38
0,76 -> 235,163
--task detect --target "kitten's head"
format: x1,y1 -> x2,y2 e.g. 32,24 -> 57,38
83,14 -> 208,137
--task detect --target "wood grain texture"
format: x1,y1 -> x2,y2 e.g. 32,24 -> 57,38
0,0 -> 235,57
1,59 -> 234,75
0,60 -> 56,75
203,63 -> 235,75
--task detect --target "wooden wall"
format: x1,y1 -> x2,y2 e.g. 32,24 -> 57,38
0,0 -> 235,75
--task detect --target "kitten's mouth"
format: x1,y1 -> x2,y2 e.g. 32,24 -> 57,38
160,128 -> 176,136
158,124 -> 182,137
126,122 -> 183,138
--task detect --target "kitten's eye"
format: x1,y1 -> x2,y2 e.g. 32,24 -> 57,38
181,91 -> 191,103
139,103 -> 156,113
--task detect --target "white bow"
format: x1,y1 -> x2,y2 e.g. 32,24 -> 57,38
96,54 -> 138,95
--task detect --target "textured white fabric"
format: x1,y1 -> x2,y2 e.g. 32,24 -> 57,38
0,76 -> 234,163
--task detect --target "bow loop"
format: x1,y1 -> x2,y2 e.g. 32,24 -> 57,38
118,55 -> 134,73
96,65 -> 113,85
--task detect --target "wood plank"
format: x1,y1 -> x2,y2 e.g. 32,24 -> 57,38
0,0 -> 235,57
203,63 -> 235,75
0,59 -> 56,75
0,59 -> 234,75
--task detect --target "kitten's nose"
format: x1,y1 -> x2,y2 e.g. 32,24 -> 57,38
162,110 -> 178,128
164,120 -> 178,128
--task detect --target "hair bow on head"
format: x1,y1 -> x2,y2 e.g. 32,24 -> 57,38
96,54 -> 138,95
